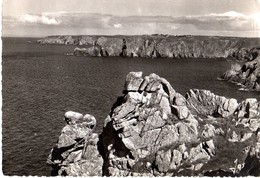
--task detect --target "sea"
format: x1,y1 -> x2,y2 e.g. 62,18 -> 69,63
2,37 -> 260,176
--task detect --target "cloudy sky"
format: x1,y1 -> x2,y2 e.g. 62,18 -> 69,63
2,0 -> 260,37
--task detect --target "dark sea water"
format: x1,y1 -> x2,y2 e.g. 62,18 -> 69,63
2,37 -> 260,176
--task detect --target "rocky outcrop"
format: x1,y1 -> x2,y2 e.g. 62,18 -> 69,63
48,72 -> 260,176
47,111 -> 103,176
99,72 -> 260,176
222,53 -> 260,91
38,35 -> 260,60
186,89 -> 239,117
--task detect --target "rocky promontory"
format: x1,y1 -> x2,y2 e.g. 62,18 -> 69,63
222,48 -> 260,91
38,35 -> 260,60
47,72 -> 260,176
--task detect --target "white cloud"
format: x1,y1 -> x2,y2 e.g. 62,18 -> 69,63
19,14 -> 61,25
113,23 -> 122,28
174,11 -> 260,31
21,14 -> 38,23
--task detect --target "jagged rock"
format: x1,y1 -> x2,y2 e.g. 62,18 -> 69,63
60,124 -> 92,141
222,56 -> 260,91
201,124 -> 223,138
236,117 -> 260,132
57,133 -> 77,148
228,131 -> 252,142
57,133 -> 103,176
237,98 -> 260,118
239,129 -> 260,176
172,105 -> 190,120
124,71 -> 143,91
186,89 -> 238,117
47,112 -> 103,176
155,149 -> 181,172
100,72 -> 213,176
99,72 -> 260,176
47,72 -> 260,176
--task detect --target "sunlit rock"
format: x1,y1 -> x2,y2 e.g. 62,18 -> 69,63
47,72 -> 260,176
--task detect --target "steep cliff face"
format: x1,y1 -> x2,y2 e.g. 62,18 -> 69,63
47,72 -> 260,176
222,48 -> 260,91
38,35 -> 260,60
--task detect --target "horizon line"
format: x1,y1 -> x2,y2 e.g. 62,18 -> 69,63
2,34 -> 260,39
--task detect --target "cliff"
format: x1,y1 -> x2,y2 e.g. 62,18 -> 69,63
222,48 -> 260,91
37,35 -> 260,60
47,72 -> 260,176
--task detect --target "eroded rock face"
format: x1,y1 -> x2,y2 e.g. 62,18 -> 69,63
48,72 -> 260,176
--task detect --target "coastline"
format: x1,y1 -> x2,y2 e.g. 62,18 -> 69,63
38,35 -> 260,60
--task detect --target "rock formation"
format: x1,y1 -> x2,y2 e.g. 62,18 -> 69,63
222,49 -> 260,91
47,111 -> 103,176
47,72 -> 260,176
38,35 -> 260,60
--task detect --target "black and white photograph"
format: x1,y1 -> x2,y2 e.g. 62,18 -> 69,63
1,0 -> 260,176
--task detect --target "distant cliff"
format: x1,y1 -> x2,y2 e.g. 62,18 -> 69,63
37,35 -> 260,60
222,48 -> 260,91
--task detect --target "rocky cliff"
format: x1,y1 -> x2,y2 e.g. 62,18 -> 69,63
47,72 -> 260,176
38,35 -> 260,60
222,48 -> 260,91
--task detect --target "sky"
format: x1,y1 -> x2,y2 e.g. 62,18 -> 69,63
2,0 -> 260,37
